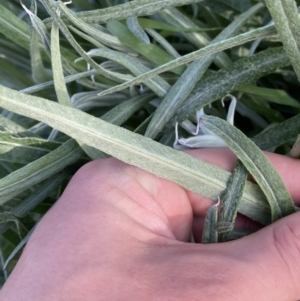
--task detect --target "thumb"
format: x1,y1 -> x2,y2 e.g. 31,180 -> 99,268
224,211 -> 300,301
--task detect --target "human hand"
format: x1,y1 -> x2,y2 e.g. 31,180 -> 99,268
1,148 -> 300,301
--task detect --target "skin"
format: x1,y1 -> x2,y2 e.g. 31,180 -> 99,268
1,148 -> 300,300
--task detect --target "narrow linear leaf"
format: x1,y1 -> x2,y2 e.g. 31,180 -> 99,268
252,113 -> 300,150
126,16 -> 150,44
145,29 -> 180,58
0,115 -> 31,136
218,160 -> 247,242
240,94 -> 285,124
98,23 -> 277,97
0,84 -> 270,224
0,138 -> 83,205
144,3 -> 264,139
20,69 -> 107,95
265,0 -> 300,82
200,115 -> 295,221
239,85 -> 300,108
50,10 -> 71,106
137,18 -> 221,32
107,20 -> 185,75
201,201 -> 219,244
0,173 -> 67,237
57,2 -> 126,51
84,48 -> 170,98
160,7 -> 231,68
171,47 -> 290,126
39,0 -> 133,83
43,0 -> 205,27
12,173 -> 67,218
101,94 -> 154,124
24,0 -> 51,83
0,132 -> 60,164
3,226 -> 35,270
0,4 -> 31,50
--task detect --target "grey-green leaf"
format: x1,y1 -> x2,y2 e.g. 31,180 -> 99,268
144,3 -> 264,139
218,160 -> 247,242
201,201 -> 219,244
0,84 -> 271,224
200,114 -> 295,221
43,0 -> 206,27
0,132 -> 60,164
265,0 -> 300,82
171,47 -> 290,126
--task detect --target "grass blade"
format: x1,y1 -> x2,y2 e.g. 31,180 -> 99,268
98,23 -> 277,97
171,47 -> 290,126
218,160 -> 247,241
39,0 -> 133,83
0,84 -> 271,224
160,7 -> 231,68
200,114 -> 295,221
126,16 -> 150,44
84,48 -> 170,97
202,201 -> 219,244
0,132 -> 60,164
265,0 -> 300,82
0,173 -> 67,236
50,8 -> 71,107
3,227 -> 35,270
43,0 -> 206,27
252,113 -> 300,150
57,2 -> 125,51
0,4 -> 31,50
0,138 -> 83,205
144,3 -> 264,139
238,85 -> 300,108
107,20 -> 185,74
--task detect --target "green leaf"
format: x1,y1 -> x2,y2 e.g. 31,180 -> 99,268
3,227 -> 34,270
218,0 -> 252,12
201,201 -> 219,244
253,113 -> 300,151
98,23 -> 277,97
0,138 -> 83,205
83,48 -> 170,98
0,4 -> 31,50
126,16 -> 150,44
50,10 -> 71,107
43,0 -> 206,27
200,114 -> 295,221
218,160 -> 247,242
0,132 -> 60,164
160,7 -> 232,68
0,115 -> 30,136
0,173 -> 66,236
265,0 -> 300,82
0,57 -> 32,89
39,0 -> 133,83
171,47 -> 290,126
20,69 -> 107,95
0,84 -> 271,224
21,0 -> 51,83
107,20 -> 185,75
101,94 -> 154,125
238,85 -> 300,108
11,173 -> 66,218
56,2 -> 126,51
137,18 -> 221,32
144,3 -> 264,139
